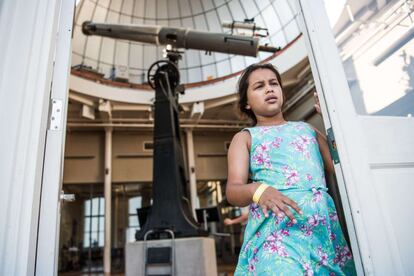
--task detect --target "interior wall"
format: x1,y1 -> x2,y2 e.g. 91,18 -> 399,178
63,130 -> 236,184
112,132 -> 154,182
194,132 -> 235,181
63,132 -> 105,183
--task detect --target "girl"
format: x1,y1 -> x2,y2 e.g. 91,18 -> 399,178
226,63 -> 356,275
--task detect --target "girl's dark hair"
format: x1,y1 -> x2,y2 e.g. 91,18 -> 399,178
237,63 -> 284,125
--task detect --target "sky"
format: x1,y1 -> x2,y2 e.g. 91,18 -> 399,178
323,0 -> 347,27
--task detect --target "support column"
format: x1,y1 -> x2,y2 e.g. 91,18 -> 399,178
104,127 -> 112,273
113,188 -> 119,247
186,129 -> 200,216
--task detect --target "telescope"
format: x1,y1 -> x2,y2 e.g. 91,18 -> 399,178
222,21 -> 268,31
80,20 -> 281,241
82,21 -> 279,57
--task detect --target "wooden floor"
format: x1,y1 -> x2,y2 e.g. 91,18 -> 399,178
60,272 -> 233,276
59,264 -> 235,276
59,274 -> 123,276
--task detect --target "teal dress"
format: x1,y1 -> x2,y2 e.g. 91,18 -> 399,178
235,121 -> 356,276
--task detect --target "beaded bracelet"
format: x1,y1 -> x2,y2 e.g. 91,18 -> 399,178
252,183 -> 269,204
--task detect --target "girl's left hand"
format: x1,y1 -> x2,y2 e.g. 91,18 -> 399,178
224,218 -> 233,225
314,92 -> 321,114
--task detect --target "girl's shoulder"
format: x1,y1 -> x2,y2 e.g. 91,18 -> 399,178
240,121 -> 316,138
289,120 -> 316,132
290,121 -> 317,136
289,120 -> 310,127
230,129 -> 251,148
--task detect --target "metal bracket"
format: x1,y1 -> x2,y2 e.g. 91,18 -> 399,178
49,99 -> 63,131
327,128 -> 340,164
60,191 -> 75,202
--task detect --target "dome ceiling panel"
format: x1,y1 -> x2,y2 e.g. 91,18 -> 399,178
110,0 -> 123,12
133,1 -> 145,18
201,0 -> 214,11
93,6 -> 108,21
285,21 -> 300,42
230,1 -> 249,20
240,0 -> 258,18
145,0 -> 156,18
202,64 -> 216,80
215,5 -> 232,23
263,6 -> 282,34
271,31 -> 287,49
72,0 -> 301,84
122,0 -> 135,13
277,0 -> 296,25
100,38 -> 115,65
179,0 -> 192,17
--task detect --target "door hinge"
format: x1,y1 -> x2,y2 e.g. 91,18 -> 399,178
49,98 -> 63,131
327,127 -> 340,164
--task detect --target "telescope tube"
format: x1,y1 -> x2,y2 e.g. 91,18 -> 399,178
82,21 -> 278,57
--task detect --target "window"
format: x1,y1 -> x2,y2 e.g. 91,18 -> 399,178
127,196 -> 142,241
83,197 -> 105,248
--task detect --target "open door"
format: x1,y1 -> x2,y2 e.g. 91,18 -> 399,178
295,0 -> 414,275
36,0 -> 75,275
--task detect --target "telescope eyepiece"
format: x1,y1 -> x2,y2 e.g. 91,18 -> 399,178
82,21 -> 96,35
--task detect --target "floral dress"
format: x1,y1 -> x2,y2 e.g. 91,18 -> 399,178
234,121 -> 356,276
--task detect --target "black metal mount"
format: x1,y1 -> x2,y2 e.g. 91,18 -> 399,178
136,56 -> 206,240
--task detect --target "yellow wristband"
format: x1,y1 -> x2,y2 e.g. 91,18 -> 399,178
252,183 -> 269,204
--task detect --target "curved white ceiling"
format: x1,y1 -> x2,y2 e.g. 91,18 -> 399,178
72,0 -> 301,84
70,35 -> 308,105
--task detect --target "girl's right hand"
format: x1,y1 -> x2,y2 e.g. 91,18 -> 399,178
257,186 -> 302,223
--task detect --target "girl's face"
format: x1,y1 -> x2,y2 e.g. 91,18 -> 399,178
246,68 -> 284,120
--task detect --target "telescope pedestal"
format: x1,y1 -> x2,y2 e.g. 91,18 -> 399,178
125,237 -> 217,276
135,60 -> 202,240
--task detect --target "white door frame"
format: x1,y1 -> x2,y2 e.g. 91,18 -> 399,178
0,0 -> 74,274
294,0 -> 370,274
296,0 -> 414,275
36,0 -> 75,275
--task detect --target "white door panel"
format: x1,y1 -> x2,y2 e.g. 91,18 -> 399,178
361,117 -> 414,165
372,168 -> 414,274
36,0 -> 75,275
361,116 -> 414,275
296,0 -> 414,275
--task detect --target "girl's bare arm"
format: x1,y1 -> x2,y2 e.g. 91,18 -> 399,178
314,127 -> 335,174
226,131 -> 259,207
224,212 -> 249,225
313,92 -> 335,174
